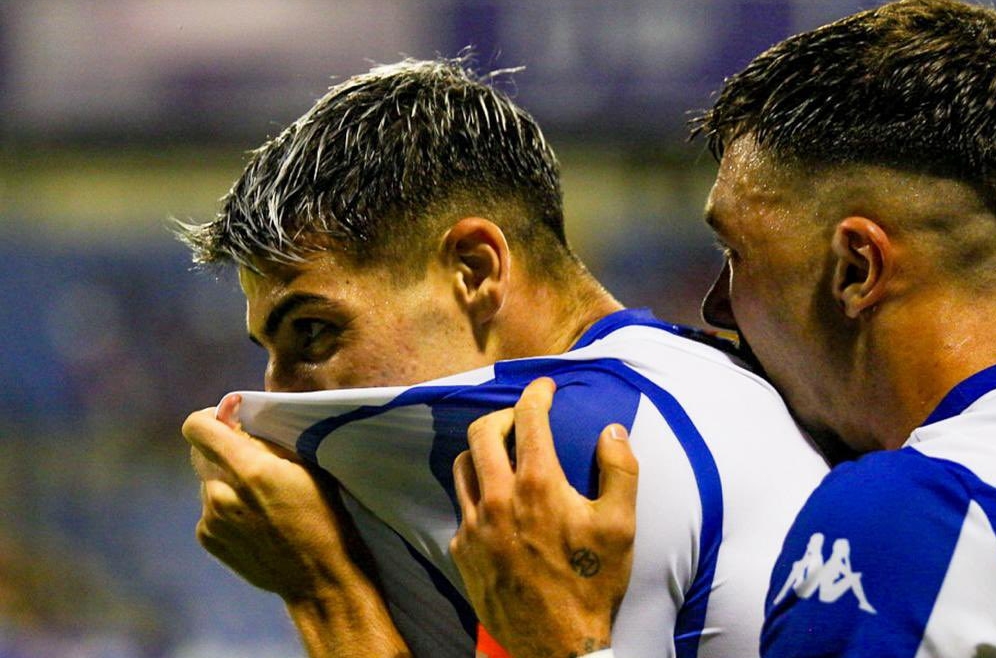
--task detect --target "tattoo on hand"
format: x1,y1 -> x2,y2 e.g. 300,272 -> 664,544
569,548 -> 601,578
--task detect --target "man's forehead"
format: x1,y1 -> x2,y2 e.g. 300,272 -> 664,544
239,251 -> 356,289
720,138 -> 790,194
709,138 -> 799,213
239,254 -> 364,340
239,253 -> 347,316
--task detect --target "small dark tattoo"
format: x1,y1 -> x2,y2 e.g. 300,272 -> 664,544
569,548 -> 601,577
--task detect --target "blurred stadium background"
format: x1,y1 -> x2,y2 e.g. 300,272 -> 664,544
0,1 -> 874,655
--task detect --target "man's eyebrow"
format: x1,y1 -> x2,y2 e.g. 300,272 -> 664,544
250,293 -> 329,345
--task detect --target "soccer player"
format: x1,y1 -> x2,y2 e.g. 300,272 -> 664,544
453,0 -> 996,655
179,59 -> 829,657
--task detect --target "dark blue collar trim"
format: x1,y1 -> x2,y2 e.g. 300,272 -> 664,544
923,363 -> 996,426
569,308 -> 681,351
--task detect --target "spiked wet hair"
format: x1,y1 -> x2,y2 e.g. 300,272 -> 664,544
694,0 -> 996,211
179,56 -> 569,275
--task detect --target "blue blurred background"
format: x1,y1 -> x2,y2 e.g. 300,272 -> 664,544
0,1 -> 874,655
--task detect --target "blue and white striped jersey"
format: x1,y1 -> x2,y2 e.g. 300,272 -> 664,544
229,309 -> 828,657
762,364 -> 996,658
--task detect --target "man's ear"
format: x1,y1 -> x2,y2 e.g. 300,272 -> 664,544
441,217 -> 510,325
831,216 -> 895,319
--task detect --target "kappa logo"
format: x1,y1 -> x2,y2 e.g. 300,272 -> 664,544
773,532 -> 877,614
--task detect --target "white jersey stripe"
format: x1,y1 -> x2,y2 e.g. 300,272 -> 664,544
914,500 -> 996,658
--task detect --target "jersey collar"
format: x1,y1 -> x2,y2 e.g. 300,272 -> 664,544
922,363 -> 996,426
569,308 -> 681,351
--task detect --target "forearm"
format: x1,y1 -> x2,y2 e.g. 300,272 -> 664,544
285,576 -> 412,658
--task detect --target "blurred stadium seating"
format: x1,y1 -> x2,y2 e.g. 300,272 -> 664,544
0,1 -> 869,655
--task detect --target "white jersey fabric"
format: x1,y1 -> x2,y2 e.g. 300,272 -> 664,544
761,364 -> 996,657
227,309 -> 828,657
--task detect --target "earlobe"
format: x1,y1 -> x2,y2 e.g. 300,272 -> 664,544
442,217 -> 510,325
831,217 -> 894,319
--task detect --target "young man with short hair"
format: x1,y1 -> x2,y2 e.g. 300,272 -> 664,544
456,1 -> 996,655
180,58 -> 828,657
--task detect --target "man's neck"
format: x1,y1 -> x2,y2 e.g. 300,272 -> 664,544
866,297 -> 996,450
497,274 -> 625,361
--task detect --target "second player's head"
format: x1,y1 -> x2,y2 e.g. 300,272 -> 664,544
180,57 -> 603,392
696,0 -> 996,450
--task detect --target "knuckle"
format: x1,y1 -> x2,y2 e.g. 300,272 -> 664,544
451,450 -> 469,474
479,495 -> 510,520
466,419 -> 489,447
515,378 -> 554,411
181,412 -> 202,439
468,411 -> 506,445
514,472 -> 546,499
214,497 -> 246,521
449,534 -> 464,559
602,518 -> 636,547
195,517 -> 214,546
513,392 -> 544,414
238,460 -> 269,489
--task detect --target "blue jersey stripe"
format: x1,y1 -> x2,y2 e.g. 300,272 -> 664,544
571,307 -> 739,358
297,354 -> 723,656
295,364 -> 645,651
594,362 -> 724,658
761,448 -> 991,657
400,535 -> 479,640
929,454 -> 996,548
570,307 -> 683,350
923,363 -> 996,425
296,384 -> 476,460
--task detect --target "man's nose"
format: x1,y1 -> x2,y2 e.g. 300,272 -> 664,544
701,261 -> 738,331
264,362 -> 319,393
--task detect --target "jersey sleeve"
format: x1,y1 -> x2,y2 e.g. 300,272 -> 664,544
432,360 -> 645,502
231,360 -> 665,658
543,366 -> 644,495
761,449 -> 970,658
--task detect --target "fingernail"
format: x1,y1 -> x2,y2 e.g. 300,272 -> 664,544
607,424 -> 627,441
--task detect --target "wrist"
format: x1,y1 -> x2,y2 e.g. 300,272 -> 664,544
285,581 -> 412,658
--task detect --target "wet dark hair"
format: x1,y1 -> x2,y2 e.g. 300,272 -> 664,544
694,0 -> 996,211
178,56 -> 570,275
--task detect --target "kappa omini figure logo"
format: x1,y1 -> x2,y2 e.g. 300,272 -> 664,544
774,532 -> 877,613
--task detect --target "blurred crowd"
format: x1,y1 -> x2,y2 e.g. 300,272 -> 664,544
0,0 -> 868,655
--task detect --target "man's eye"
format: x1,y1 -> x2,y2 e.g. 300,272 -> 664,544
293,319 -> 338,359
304,320 -> 325,341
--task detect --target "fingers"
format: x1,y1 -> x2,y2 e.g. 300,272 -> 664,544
201,478 -> 247,520
512,377 -> 565,483
593,424 -> 639,517
190,445 -> 229,482
452,451 -> 481,527
182,407 -> 255,475
197,478 -> 260,559
466,407 -> 515,501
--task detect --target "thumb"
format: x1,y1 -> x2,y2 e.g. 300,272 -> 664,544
594,424 -> 639,511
